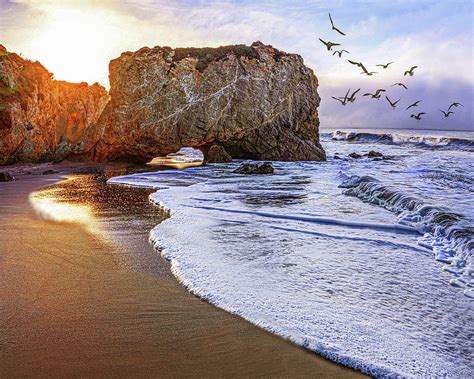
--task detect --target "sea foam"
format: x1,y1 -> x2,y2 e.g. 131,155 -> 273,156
108,132 -> 474,377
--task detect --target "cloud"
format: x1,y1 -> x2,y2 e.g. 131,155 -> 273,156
0,0 -> 472,130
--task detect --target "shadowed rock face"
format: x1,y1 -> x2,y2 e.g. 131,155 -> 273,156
92,41 -> 325,163
0,45 -> 109,165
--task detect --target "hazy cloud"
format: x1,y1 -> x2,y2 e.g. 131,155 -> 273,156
0,0 -> 472,130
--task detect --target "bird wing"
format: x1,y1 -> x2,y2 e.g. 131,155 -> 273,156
359,63 -> 369,74
332,96 -> 344,104
333,26 -> 346,36
329,42 -> 341,47
393,99 -> 400,106
385,96 -> 393,106
406,104 -> 414,110
341,50 -> 350,53
352,88 -> 361,97
411,66 -> 418,71
332,51 -> 338,56
348,60 -> 359,66
363,93 -> 372,96
343,88 -> 351,102
418,112 -> 426,116
375,64 -> 385,67
401,84 -> 408,89
448,102 -> 463,110
319,38 -> 328,46
329,13 -> 334,27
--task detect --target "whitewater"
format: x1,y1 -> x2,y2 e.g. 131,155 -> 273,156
109,129 -> 474,377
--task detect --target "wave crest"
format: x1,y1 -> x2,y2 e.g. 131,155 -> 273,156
340,175 -> 474,297
331,130 -> 474,151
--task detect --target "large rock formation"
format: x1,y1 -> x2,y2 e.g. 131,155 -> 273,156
0,45 -> 109,165
92,42 -> 325,163
0,42 -> 325,165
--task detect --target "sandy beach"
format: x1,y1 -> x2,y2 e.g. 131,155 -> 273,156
0,164 -> 365,378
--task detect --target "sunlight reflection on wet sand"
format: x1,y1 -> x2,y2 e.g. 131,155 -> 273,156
29,181 -> 102,236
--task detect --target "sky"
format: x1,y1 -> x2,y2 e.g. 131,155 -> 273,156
0,0 -> 473,131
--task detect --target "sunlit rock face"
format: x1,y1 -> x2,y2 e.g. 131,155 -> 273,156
0,45 -> 109,165
93,41 -> 325,163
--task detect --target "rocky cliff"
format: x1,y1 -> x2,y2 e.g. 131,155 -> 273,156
0,45 -> 109,165
92,42 -> 325,163
0,42 -> 325,165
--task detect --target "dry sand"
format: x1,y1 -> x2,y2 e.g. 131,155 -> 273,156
0,164 -> 366,378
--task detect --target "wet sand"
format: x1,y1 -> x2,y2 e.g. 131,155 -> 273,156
0,164 -> 366,377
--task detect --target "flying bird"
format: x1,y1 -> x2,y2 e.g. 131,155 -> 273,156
332,88 -> 351,105
376,62 -> 394,69
440,110 -> 454,117
404,66 -> 418,76
363,89 -> 386,99
391,83 -> 408,90
319,38 -> 341,51
332,49 -> 350,58
385,96 -> 400,109
406,100 -> 422,110
329,13 -> 346,35
346,88 -> 361,103
448,102 -> 463,111
348,60 -> 367,71
348,59 -> 376,75
410,112 -> 426,120
332,96 -> 347,105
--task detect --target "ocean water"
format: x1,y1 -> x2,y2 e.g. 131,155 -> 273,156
108,129 -> 474,377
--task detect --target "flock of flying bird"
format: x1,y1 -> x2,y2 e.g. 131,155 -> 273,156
319,13 -> 464,121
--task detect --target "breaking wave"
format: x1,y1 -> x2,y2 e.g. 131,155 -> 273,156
330,130 -> 474,151
340,175 -> 474,297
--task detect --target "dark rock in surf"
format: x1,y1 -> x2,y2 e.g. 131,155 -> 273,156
42,169 -> 58,175
348,152 -> 362,159
367,150 -> 384,158
0,171 -> 14,181
234,162 -> 274,174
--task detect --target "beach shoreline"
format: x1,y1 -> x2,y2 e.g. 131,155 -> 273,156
0,163 -> 366,378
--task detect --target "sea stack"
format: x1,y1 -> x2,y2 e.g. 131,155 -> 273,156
92,41 -> 326,163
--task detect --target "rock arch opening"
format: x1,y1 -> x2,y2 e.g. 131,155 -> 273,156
147,147 -> 204,169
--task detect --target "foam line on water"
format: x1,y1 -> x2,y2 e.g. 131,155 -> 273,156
187,205 -> 420,234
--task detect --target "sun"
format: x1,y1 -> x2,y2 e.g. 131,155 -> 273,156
28,7 -> 120,85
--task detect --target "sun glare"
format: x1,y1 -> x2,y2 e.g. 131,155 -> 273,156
29,8 -> 120,85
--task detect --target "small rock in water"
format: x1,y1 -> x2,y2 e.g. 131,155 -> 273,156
367,150 -> 384,158
42,169 -> 59,175
0,172 -> 14,181
348,152 -> 362,159
333,154 -> 342,160
234,162 -> 274,175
